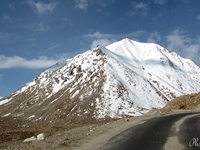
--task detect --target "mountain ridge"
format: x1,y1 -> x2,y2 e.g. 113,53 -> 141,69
0,38 -> 200,126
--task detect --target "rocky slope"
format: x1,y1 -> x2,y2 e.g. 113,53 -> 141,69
162,92 -> 200,110
0,38 -> 200,127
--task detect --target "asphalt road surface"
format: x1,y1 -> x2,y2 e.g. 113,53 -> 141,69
99,112 -> 200,150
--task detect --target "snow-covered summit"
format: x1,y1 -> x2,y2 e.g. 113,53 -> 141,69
106,38 -> 163,60
105,38 -> 200,91
0,38 -> 200,124
93,38 -> 200,117
106,38 -> 198,73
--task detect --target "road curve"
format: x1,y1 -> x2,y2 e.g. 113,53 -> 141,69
99,112 -> 200,150
178,114 -> 200,150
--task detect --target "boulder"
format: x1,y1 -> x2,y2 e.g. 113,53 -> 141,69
23,136 -> 36,142
37,133 -> 45,141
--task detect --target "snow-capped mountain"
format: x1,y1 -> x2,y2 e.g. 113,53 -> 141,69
0,38 -> 200,125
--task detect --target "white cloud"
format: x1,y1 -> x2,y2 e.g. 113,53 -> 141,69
0,55 -> 58,69
196,15 -> 200,20
129,2 -> 149,16
134,2 -> 148,10
90,39 -> 115,48
74,0 -> 115,12
83,32 -> 112,39
83,31 -> 145,41
9,4 -> 15,9
26,0 -> 57,15
165,29 -> 191,51
166,31 -> 184,47
48,45 -> 59,51
75,0 -> 89,11
3,15 -> 11,20
147,31 -> 161,43
28,38 -> 36,46
63,18 -> 73,26
1,15 -> 12,23
0,32 -> 9,40
153,0 -> 167,5
83,32 -> 116,48
165,29 -> 200,65
32,23 -> 50,32
182,0 -> 191,3
83,31 -> 146,48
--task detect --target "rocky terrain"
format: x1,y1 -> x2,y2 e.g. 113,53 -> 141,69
162,92 -> 200,110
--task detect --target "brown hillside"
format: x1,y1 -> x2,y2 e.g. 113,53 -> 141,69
162,92 -> 200,110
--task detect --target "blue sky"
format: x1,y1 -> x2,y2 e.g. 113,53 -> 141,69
0,0 -> 200,97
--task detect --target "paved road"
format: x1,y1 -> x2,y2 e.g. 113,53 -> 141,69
99,112 -> 200,150
178,114 -> 200,150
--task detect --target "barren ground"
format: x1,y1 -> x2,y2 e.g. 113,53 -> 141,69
0,110 -> 197,150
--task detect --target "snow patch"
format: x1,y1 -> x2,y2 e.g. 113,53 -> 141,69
0,99 -> 10,106
2,113 -> 11,117
28,115 -> 35,119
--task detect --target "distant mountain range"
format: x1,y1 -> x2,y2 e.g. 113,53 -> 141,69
0,38 -> 200,126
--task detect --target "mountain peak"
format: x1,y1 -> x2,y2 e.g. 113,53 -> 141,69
0,39 -> 200,125
106,38 -> 162,61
